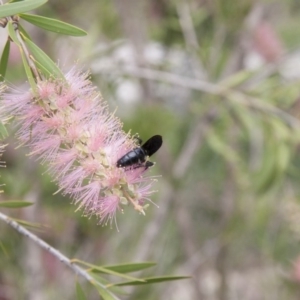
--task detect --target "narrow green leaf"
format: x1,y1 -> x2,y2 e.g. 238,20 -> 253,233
20,13 -> 87,36
88,273 -> 127,296
7,21 -> 20,46
18,23 -> 32,40
88,273 -> 110,285
31,57 -> 52,77
0,240 -> 9,258
111,276 -> 191,287
93,285 -> 119,300
20,48 -> 37,91
100,262 -> 156,274
72,259 -> 144,282
89,266 -> 144,282
7,21 -> 36,88
7,20 -> 36,88
219,70 -> 254,88
23,36 -> 65,80
11,218 -> 45,230
0,39 -> 10,79
0,201 -> 33,208
0,0 -> 48,19
0,122 -> 8,139
76,282 -> 87,300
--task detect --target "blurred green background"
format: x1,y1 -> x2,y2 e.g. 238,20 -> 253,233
2,0 -> 300,299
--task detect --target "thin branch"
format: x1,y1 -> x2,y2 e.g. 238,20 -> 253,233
176,1 -> 205,79
0,211 -> 107,291
95,65 -> 224,94
231,91 -> 300,129
176,2 -> 200,50
9,17 -> 41,81
13,28 -> 40,81
95,65 -> 300,129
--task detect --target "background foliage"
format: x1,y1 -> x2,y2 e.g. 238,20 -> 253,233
1,0 -> 300,299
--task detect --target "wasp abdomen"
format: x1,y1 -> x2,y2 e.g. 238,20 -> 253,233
116,135 -> 162,168
116,148 -> 146,167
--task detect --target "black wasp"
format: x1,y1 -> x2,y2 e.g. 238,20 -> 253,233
117,135 -> 162,169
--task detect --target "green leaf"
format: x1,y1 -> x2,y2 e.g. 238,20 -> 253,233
219,70 -> 254,88
254,137 -> 279,194
7,21 -> 20,46
207,128 -> 240,164
276,143 -> 291,172
23,36 -> 65,80
7,21 -> 36,88
111,275 -> 190,287
100,262 -> 156,274
0,122 -> 8,139
76,282 -> 87,300
89,266 -> 144,282
0,0 -> 48,19
12,218 -> 45,230
0,240 -> 9,258
20,49 -> 37,91
88,273 -> 127,296
18,23 -> 32,40
0,201 -> 33,208
32,58 -> 53,78
93,285 -> 119,300
0,39 -> 10,79
9,22 -> 37,88
20,13 -> 87,36
7,22 -> 36,91
72,259 -> 144,282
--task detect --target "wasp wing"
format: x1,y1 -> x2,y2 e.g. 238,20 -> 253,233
141,135 -> 163,157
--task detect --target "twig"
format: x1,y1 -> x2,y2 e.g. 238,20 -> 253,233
9,17 -> 41,81
95,65 -> 300,129
231,91 -> 300,128
95,65 -> 224,94
0,211 -> 107,291
176,1 -> 205,79
176,2 -> 199,50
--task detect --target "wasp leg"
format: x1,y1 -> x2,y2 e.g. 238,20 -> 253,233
124,161 -> 154,171
132,134 -> 142,145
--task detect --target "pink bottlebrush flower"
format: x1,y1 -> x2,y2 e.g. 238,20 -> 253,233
253,21 -> 284,63
0,69 -> 160,227
0,140 -> 6,171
